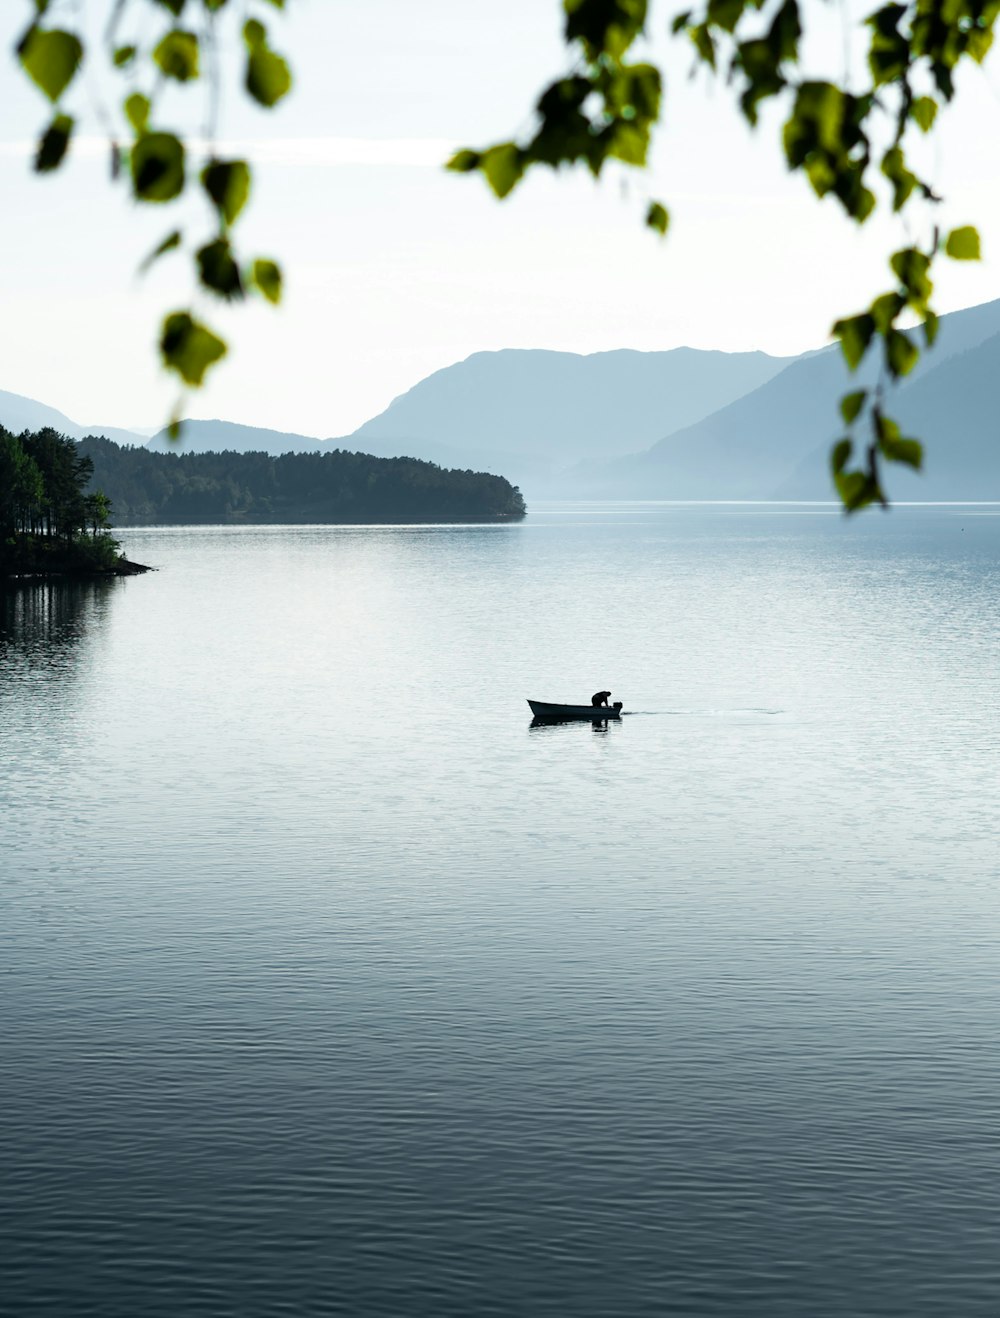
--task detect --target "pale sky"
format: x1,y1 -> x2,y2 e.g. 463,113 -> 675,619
2,0 -> 999,436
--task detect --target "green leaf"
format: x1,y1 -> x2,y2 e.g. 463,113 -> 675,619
890,247 -> 933,311
866,3 -> 909,85
160,312 -> 227,386
131,132 -> 185,203
197,239 -> 244,300
885,328 -> 918,377
646,201 -> 669,235
835,440 -> 886,509
923,310 -> 939,347
840,390 -> 866,425
834,470 -> 871,510
830,437 -> 853,474
768,0 -> 802,63
113,45 -> 137,68
564,0 -> 647,57
18,27 -> 83,102
707,0 -> 745,34
124,93 -> 151,134
481,143 -> 523,199
870,290 -> 903,333
246,43 -> 292,107
879,435 -> 923,469
153,29 -> 200,82
782,81 -> 876,222
34,112 -> 73,172
606,124 -> 645,168
201,159 -> 251,226
945,226 -> 981,260
250,258 -> 282,304
689,22 -> 716,68
874,410 -> 900,445
968,27 -> 994,63
671,11 -> 692,33
911,96 -> 937,132
832,313 -> 875,370
854,187 -> 877,224
881,146 -> 916,212
139,229 -> 182,272
446,149 -> 481,173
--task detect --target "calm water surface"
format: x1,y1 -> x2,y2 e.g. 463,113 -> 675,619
5,503 -> 1000,1316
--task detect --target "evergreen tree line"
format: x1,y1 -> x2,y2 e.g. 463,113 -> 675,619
77,436 -> 527,525
1,427 -> 120,577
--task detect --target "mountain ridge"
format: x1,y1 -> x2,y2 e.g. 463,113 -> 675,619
0,388 -> 148,448
581,297 -> 1000,500
347,346 -> 795,486
4,296 -> 999,502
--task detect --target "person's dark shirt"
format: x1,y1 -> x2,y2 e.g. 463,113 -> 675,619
591,690 -> 611,707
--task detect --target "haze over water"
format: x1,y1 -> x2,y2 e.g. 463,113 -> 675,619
5,504 -> 1000,1316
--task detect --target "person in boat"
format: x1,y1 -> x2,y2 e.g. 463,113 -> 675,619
591,690 -> 612,707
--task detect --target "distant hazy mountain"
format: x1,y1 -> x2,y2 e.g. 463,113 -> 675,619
0,387 -> 145,447
588,298 -> 1000,500
9,296 -> 1000,502
146,419 -> 330,455
346,347 -> 793,486
143,417 -> 466,468
0,388 -> 82,437
775,330 -> 1000,500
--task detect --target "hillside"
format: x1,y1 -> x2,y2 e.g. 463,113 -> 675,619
589,297 -> 1000,500
774,332 -> 1000,500
143,417 -> 465,468
145,419 -> 330,456
0,388 -> 145,448
81,437 -> 525,525
142,349 -> 792,485
346,347 -> 793,486
7,296 -> 1000,503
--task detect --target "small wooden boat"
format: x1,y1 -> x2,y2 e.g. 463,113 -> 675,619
528,700 -> 623,720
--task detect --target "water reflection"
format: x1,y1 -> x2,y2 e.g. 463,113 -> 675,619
529,715 -> 623,734
1,580 -> 118,655
9,514 -> 1000,1318
0,582 -> 120,719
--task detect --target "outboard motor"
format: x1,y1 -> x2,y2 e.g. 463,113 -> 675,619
613,700 -> 623,714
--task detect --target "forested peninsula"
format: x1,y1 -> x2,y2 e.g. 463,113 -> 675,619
1,427 -> 141,579
78,436 -> 527,525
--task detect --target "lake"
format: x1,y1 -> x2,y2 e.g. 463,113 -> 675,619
5,503 -> 1000,1316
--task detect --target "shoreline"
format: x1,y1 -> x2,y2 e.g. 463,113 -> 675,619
2,558 -> 153,586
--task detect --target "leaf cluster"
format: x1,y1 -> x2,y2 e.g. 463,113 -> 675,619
16,0 -> 292,405
449,0 -> 671,234
829,224 -> 979,508
450,0 -> 994,508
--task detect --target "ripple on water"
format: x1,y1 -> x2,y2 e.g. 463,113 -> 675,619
4,509 -> 1000,1316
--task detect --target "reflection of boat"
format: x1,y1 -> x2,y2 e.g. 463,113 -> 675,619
527,700 -> 623,720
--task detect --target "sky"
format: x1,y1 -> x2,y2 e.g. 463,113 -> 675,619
2,0 -> 1000,437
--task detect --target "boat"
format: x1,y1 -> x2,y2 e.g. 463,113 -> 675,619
527,700 -> 623,720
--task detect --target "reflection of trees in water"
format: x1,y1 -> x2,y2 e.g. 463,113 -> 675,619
0,580 -> 119,661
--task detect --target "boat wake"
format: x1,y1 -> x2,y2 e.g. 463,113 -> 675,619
625,707 -> 785,717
